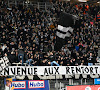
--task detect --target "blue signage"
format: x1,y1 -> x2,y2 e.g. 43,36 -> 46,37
94,78 -> 100,84
5,79 -> 49,90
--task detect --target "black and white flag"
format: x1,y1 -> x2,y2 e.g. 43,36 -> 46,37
55,12 -> 78,51
0,56 -> 9,73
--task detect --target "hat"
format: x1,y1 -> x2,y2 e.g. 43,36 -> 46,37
6,78 -> 12,82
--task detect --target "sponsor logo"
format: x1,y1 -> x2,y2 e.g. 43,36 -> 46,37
11,81 -> 26,89
85,86 -> 91,90
28,80 -> 45,88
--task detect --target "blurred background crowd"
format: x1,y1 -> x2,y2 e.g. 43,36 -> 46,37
0,0 -> 100,66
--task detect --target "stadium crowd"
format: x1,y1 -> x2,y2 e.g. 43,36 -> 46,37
0,1 -> 100,66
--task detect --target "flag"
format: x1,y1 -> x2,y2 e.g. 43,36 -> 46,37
0,56 -> 9,73
54,12 -> 77,51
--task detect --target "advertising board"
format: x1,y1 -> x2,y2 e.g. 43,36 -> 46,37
94,79 -> 100,84
5,78 -> 49,90
66,85 -> 100,90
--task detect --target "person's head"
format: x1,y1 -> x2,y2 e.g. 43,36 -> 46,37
4,53 -> 7,57
6,78 -> 12,87
65,57 -> 68,59
90,53 -> 92,56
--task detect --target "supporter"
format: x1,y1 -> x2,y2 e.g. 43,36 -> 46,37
26,55 -> 34,66
51,61 -> 60,66
88,52 -> 96,66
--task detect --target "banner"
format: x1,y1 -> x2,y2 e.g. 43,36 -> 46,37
66,85 -> 100,90
5,79 -> 49,90
94,79 -> 100,84
1,66 -> 100,76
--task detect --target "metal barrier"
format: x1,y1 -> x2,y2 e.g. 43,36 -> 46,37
12,63 -> 27,66
49,79 -> 94,90
7,0 -> 53,10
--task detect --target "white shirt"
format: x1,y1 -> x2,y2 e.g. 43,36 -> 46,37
5,85 -> 11,90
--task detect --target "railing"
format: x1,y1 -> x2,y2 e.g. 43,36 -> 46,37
49,79 -> 94,90
12,62 -> 100,66
7,0 -> 53,10
12,63 -> 27,66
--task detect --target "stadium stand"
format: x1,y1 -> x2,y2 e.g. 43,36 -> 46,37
0,0 -> 100,66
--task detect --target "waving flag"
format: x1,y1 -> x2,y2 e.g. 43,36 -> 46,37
0,56 -> 9,74
55,12 -> 77,51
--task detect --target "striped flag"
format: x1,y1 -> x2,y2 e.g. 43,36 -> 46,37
55,12 -> 77,51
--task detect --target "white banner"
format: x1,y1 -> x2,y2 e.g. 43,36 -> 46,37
0,66 -> 100,76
